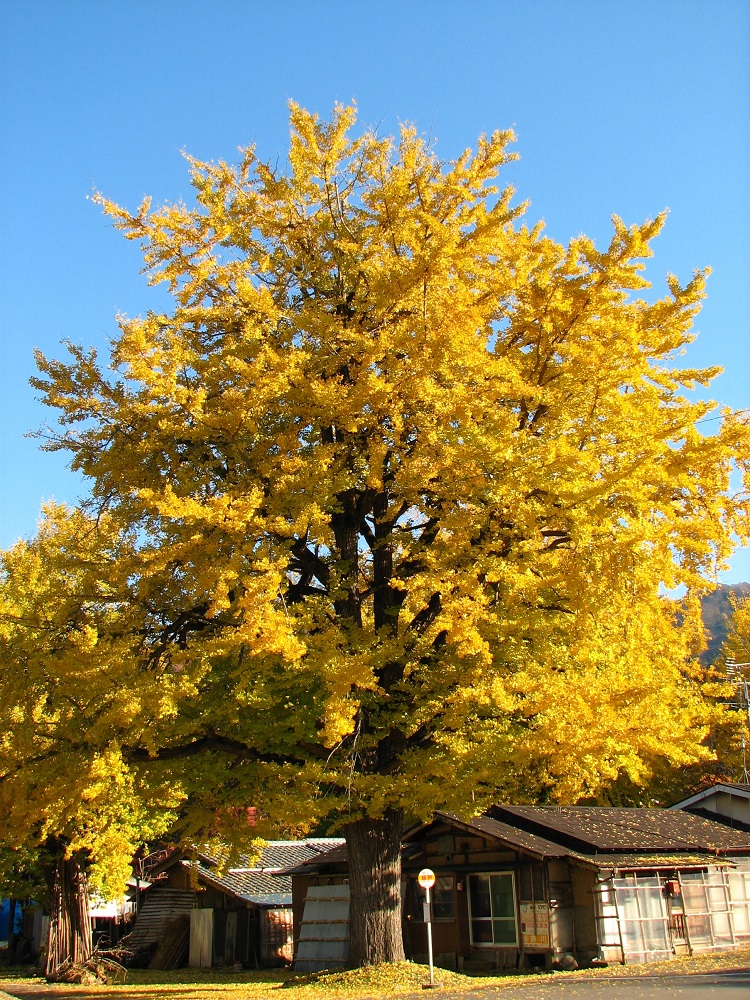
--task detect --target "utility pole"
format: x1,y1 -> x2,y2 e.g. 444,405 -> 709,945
726,659 -> 750,783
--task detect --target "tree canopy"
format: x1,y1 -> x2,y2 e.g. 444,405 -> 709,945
4,104 -> 749,965
0,505 -> 177,896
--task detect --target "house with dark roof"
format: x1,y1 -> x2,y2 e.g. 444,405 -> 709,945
672,782 -> 750,832
283,807 -> 750,972
125,839 -> 343,969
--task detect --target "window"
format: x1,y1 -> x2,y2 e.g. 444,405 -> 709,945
729,862 -> 750,939
612,875 -> 671,962
680,869 -> 734,948
412,875 -> 455,921
468,873 -> 517,946
433,875 -> 455,920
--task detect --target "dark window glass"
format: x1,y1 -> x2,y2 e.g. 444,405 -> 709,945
491,873 -> 515,918
469,873 -> 517,946
471,919 -> 493,942
493,917 -> 516,943
412,875 -> 454,922
470,874 -> 492,918
433,876 -> 455,921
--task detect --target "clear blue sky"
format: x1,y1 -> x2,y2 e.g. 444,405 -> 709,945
1,1 -> 748,581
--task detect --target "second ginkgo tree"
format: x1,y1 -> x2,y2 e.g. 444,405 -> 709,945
17,104 -> 750,966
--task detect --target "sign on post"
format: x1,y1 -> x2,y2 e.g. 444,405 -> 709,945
417,869 -> 438,989
418,868 -> 436,889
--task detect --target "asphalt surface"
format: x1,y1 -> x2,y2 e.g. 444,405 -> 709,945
432,971 -> 750,999
3,972 -> 750,999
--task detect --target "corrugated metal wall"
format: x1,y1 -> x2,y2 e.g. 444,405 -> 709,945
294,884 -> 349,972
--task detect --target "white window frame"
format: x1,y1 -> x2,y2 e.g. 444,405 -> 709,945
729,861 -> 750,939
467,871 -> 518,947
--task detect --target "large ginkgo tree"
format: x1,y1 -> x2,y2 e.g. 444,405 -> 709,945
6,104 -> 749,966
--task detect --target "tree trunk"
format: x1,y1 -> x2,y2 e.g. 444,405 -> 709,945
344,809 -> 405,966
45,857 -> 93,979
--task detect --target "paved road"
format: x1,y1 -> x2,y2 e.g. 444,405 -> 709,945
3,973 -> 750,1000
431,971 -> 750,999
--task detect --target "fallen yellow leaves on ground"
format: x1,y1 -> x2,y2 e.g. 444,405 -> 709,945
3,950 -> 750,1000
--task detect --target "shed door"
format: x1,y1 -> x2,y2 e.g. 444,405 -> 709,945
189,909 -> 213,968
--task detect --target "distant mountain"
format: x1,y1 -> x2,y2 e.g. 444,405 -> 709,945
700,583 -> 750,666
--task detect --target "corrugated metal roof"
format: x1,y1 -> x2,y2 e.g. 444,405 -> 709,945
431,811 -> 572,859
252,840 -> 343,870
575,852 -> 737,871
179,839 -> 344,903
241,892 -> 293,907
185,862 -> 292,905
276,841 -> 350,875
404,812 -> 747,870
489,805 -> 750,854
274,808 -> 750,883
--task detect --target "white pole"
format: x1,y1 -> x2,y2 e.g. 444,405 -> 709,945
426,885 -> 435,986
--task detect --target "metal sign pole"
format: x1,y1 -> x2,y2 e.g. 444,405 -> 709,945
418,867 -> 439,990
426,885 -> 434,987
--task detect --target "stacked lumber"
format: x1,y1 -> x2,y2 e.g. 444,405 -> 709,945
121,889 -> 195,950
148,914 -> 191,970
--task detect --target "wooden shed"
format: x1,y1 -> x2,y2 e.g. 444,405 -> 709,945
127,839 -> 343,969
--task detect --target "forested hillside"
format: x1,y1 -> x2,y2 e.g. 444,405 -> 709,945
701,583 -> 750,665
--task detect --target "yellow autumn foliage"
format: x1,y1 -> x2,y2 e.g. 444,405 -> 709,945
0,505 -> 181,896
3,107 -> 749,888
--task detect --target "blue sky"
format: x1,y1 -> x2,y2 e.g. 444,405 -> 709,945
1,1 -> 748,581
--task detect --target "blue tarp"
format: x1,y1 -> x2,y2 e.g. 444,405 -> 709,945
0,899 -> 24,940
